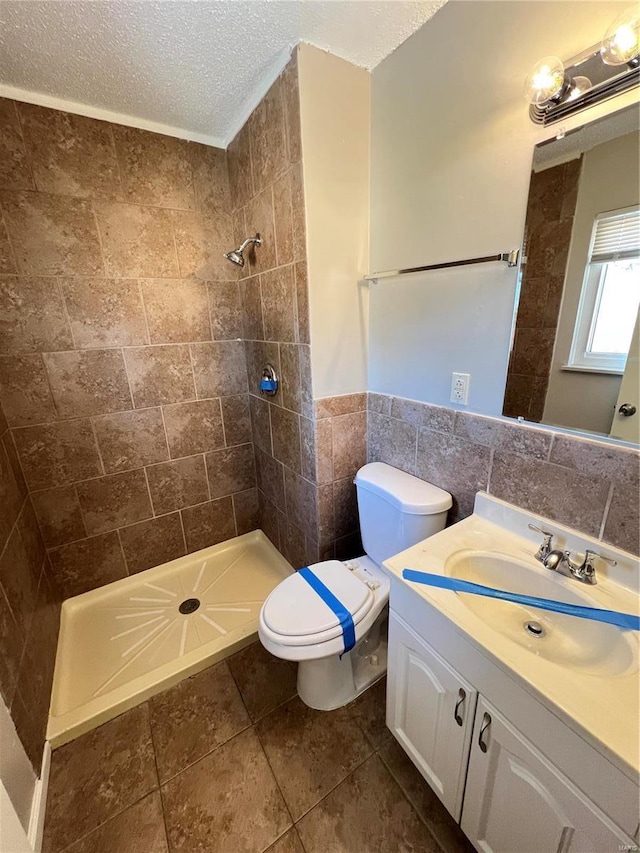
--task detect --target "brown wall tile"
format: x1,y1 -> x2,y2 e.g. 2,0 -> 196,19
0,354 -> 57,425
249,77 -> 287,194
163,399 -> 224,458
146,455 -> 209,515
61,277 -> 148,348
284,467 -> 317,540
190,143 -> 230,217
333,477 -> 359,539
31,485 -> 86,547
93,408 -> 169,473
124,345 -> 195,408
255,447 -> 285,511
261,266 -> 295,342
416,429 -> 490,520
367,393 -> 391,416
332,412 -> 366,481
0,524 -> 40,636
294,261 -> 309,345
76,469 -> 152,535
191,341 -> 247,399
141,278 -> 211,344
249,394 -> 272,455
0,220 -> 17,274
233,488 -> 259,536
205,443 -> 256,499
0,276 -> 73,353
181,497 -> 236,553
239,275 -> 264,341
489,451 -> 610,537
172,209 -> 232,281
112,126 -> 194,209
273,171 -> 294,267
48,531 -> 127,597
271,406 -> 301,474
13,419 -> 102,489
282,50 -> 302,165
18,104 -> 121,199
0,582 -> 25,707
208,281 -> 242,341
221,395 -> 251,447
367,411 -> 417,474
549,434 -> 640,488
94,201 -> 178,278
119,512 -> 186,575
0,99 -> 34,191
1,191 -> 103,276
0,433 -> 27,545
603,483 -> 639,555
227,123 -> 252,212
45,349 -> 133,418
245,188 -> 277,274
315,394 -> 367,419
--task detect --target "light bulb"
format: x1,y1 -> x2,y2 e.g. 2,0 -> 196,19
524,56 -> 567,105
566,76 -> 592,101
601,7 -> 640,66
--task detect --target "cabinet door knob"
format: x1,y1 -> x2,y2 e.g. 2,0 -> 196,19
454,688 -> 466,726
478,712 -> 492,753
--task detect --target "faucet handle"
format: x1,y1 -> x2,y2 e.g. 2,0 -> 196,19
583,549 -> 617,568
528,524 -> 554,561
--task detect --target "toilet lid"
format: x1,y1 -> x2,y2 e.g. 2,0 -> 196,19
262,560 -> 374,639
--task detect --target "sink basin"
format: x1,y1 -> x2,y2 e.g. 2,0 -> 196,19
445,550 -> 637,677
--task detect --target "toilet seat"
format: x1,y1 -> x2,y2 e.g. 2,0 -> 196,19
261,560 -> 375,646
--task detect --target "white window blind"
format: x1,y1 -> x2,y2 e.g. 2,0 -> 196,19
590,206 -> 640,264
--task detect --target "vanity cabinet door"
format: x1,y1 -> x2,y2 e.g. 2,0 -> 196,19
461,697 -> 633,852
387,612 -> 477,821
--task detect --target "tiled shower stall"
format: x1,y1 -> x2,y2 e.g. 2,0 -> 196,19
0,51 -> 366,775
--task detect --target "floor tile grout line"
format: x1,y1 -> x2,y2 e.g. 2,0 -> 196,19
146,701 -> 177,850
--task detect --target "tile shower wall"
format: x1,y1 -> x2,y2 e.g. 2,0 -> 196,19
0,97 -> 258,600
228,52 -> 367,568
368,392 -> 640,556
503,158 -> 581,422
0,400 -> 60,773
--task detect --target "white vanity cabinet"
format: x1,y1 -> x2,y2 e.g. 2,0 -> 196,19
387,612 -> 477,820
462,697 -> 630,852
387,609 -> 639,852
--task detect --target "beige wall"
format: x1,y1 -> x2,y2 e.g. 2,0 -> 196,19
368,0 -> 637,415
543,131 -> 639,433
298,44 -> 370,399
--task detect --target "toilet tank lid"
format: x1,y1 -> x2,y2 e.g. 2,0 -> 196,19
355,462 -> 452,515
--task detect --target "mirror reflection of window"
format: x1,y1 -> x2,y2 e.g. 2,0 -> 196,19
568,206 -> 640,374
503,105 -> 640,442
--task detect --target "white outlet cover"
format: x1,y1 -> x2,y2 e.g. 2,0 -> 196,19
450,372 -> 470,405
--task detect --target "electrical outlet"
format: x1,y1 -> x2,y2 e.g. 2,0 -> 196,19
450,372 -> 471,405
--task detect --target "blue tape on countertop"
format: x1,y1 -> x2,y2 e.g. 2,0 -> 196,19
299,566 -> 356,655
402,569 -> 640,631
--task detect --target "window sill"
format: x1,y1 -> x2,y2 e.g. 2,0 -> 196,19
561,364 -> 624,376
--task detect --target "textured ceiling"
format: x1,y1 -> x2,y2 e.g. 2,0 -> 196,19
0,0 -> 446,147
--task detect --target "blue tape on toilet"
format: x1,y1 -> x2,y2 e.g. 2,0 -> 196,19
402,570 -> 640,631
299,566 -> 356,655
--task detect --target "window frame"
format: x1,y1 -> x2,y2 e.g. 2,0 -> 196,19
565,206 -> 640,375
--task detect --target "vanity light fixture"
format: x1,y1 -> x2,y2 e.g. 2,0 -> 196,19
526,6 -> 640,125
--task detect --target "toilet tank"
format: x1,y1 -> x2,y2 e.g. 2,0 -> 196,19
355,462 -> 452,566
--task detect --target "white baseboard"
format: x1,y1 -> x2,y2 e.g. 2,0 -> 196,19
28,742 -> 51,853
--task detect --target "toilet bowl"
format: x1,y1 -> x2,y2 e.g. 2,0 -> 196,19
258,462 -> 452,710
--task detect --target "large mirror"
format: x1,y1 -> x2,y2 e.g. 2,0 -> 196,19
503,105 -> 640,445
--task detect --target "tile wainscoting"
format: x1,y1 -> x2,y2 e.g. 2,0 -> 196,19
368,392 -> 639,557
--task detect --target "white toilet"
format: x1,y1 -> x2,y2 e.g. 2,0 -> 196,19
259,462 -> 452,710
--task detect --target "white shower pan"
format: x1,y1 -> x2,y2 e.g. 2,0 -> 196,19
47,530 -> 293,747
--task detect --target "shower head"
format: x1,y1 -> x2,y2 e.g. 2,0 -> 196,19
224,234 -> 262,267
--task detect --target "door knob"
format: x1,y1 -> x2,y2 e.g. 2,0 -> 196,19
618,403 -> 637,417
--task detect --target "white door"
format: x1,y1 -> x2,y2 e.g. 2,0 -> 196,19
461,697 -> 633,852
387,612 -> 477,821
610,310 -> 639,442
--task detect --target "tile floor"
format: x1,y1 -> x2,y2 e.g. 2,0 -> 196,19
42,642 -> 474,853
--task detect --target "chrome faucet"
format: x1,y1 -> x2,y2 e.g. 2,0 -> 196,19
528,524 -> 616,586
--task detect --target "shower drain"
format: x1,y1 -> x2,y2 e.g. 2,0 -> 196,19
524,620 -> 545,638
179,598 -> 201,615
